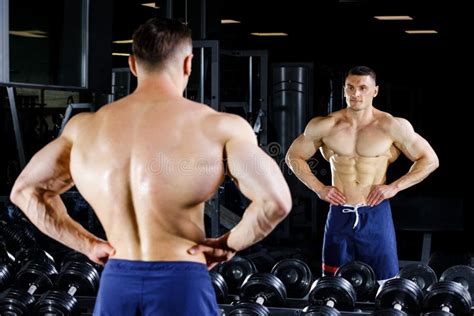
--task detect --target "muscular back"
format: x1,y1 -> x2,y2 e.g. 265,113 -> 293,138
69,95 -> 227,262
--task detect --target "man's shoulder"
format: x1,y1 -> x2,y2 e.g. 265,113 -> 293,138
376,110 -> 412,131
61,112 -> 95,141
211,112 -> 254,135
305,114 -> 338,134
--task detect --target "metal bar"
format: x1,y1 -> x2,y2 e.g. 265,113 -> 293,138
7,86 -> 26,168
248,56 -> 253,114
210,41 -> 219,110
199,47 -> 205,103
259,51 -> 268,146
421,232 -> 432,263
0,0 -> 9,83
165,0 -> 173,18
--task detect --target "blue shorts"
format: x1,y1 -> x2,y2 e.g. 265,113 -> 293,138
93,259 -> 220,316
322,200 -> 399,280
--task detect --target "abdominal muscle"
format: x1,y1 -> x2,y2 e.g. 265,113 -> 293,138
330,155 -> 390,205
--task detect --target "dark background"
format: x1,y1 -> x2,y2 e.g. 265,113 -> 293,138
1,0 -> 469,271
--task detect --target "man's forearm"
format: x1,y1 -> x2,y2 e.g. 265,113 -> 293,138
390,157 -> 439,192
227,200 -> 289,252
286,157 -> 325,194
12,189 -> 99,254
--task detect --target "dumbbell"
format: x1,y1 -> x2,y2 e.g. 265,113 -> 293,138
422,280 -> 472,315
210,271 -> 229,304
302,304 -> 341,315
35,260 -> 100,315
0,258 -> 58,314
440,265 -> 474,300
335,261 -> 376,302
217,256 -> 257,294
397,263 -> 438,294
14,247 -> 55,272
60,250 -> 102,273
0,220 -> 37,253
306,276 -> 356,315
271,258 -> 312,298
0,242 -> 16,291
374,278 -> 423,315
228,272 -> 287,315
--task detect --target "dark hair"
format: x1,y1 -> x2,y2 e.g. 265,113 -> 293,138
132,18 -> 192,71
346,66 -> 376,83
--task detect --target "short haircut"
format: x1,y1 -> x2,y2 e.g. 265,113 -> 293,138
346,66 -> 377,83
132,18 -> 192,71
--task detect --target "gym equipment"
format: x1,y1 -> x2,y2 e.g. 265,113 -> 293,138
423,280 -> 472,315
217,256 -> 257,293
374,278 -> 423,315
228,273 -> 287,315
0,221 -> 37,253
0,289 -> 36,315
210,271 -> 229,303
303,304 -> 341,315
14,248 -> 55,272
35,260 -> 100,315
440,265 -> 474,300
271,258 -> 312,298
0,259 -> 57,314
397,262 -> 437,293
14,260 -> 58,294
335,261 -> 376,301
60,250 -> 102,272
0,243 -> 15,290
308,276 -> 356,314
228,302 -> 270,316
240,273 -> 287,306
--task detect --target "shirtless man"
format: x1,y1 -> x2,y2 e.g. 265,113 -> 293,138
10,18 -> 292,315
285,66 -> 438,281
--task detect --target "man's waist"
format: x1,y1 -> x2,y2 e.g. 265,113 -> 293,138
330,199 -> 390,213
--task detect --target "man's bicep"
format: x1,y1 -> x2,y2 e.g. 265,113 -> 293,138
226,139 -> 287,202
15,137 -> 74,195
398,134 -> 437,162
287,134 -> 320,161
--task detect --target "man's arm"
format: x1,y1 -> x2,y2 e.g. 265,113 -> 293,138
285,117 -> 346,205
188,114 -> 292,267
10,114 -> 114,265
366,117 -> 439,205
223,115 -> 292,252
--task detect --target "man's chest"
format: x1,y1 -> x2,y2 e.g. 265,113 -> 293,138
322,125 -> 393,157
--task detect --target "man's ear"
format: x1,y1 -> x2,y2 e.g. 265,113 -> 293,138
128,55 -> 138,77
374,85 -> 379,97
184,53 -> 193,76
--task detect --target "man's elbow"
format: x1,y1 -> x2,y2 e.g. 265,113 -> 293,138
429,155 -> 440,173
272,195 -> 293,219
10,178 -> 31,207
284,151 -> 295,169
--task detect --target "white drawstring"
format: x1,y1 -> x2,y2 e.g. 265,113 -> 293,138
342,204 -> 365,229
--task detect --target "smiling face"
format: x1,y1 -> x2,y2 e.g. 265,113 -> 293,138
344,74 -> 379,111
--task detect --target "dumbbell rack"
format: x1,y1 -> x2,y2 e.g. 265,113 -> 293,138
30,295 -> 96,315
219,298 -> 376,315
23,296 -> 474,315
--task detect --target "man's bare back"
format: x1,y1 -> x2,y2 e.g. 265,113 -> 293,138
11,18 -> 291,268
10,18 -> 292,314
69,94 -> 231,263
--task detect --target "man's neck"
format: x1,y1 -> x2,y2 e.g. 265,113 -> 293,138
135,72 -> 183,97
345,106 -> 375,125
